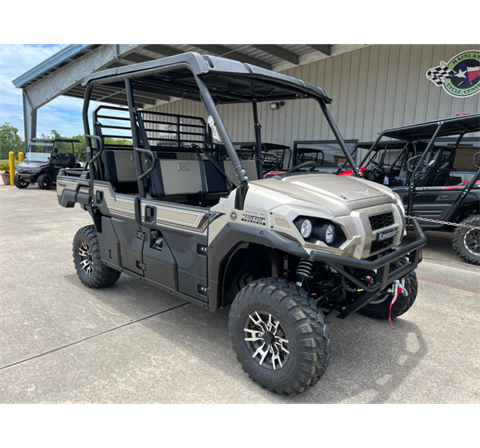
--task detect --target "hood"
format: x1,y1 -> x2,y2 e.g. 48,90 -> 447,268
284,173 -> 389,202
19,160 -> 47,168
249,173 -> 397,215
17,160 -> 49,173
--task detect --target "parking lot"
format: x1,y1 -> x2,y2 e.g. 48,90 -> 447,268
0,183 -> 479,404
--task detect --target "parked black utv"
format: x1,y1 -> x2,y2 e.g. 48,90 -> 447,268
14,138 -> 81,190
342,114 -> 480,265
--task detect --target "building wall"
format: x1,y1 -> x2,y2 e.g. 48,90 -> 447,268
145,44 -> 480,149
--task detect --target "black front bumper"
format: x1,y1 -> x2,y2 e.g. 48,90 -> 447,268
16,173 -> 37,181
309,218 -> 426,318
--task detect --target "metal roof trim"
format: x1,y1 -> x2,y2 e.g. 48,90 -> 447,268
12,44 -> 94,88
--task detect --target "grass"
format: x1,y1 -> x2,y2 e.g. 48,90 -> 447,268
0,159 -> 20,165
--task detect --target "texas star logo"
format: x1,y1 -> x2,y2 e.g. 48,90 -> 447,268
426,50 -> 480,98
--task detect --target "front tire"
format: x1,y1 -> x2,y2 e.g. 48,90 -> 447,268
229,278 -> 331,395
73,225 -> 121,288
13,174 -> 30,190
452,215 -> 480,265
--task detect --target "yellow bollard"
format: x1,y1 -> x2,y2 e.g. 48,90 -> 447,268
19,152 -> 24,164
9,152 -> 15,186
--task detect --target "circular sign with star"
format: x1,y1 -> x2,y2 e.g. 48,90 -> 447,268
426,50 -> 480,98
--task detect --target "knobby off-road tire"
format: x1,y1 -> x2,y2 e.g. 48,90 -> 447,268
452,215 -> 480,266
73,225 -> 121,288
229,278 -> 331,395
357,258 -> 418,319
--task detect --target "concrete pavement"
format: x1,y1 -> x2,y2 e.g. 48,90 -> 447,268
1,184 -> 479,403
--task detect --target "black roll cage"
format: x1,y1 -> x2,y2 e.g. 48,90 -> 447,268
81,52 -> 361,205
354,114 -> 480,223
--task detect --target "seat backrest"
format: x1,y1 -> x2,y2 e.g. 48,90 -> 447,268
153,152 -> 235,199
102,150 -> 138,182
158,157 -> 204,196
56,153 -> 75,168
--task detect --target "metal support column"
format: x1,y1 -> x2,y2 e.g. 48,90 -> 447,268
22,91 -> 37,151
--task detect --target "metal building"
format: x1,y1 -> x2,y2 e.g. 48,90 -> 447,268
13,44 -> 480,165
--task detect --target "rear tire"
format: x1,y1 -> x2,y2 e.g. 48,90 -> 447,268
452,215 -> 480,265
37,173 -> 53,190
229,278 -> 331,395
73,225 -> 121,288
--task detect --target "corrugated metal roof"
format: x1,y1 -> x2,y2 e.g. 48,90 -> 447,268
12,44 -> 100,88
13,44 -> 337,89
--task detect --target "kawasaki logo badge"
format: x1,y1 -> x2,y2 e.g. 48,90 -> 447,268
426,50 -> 480,98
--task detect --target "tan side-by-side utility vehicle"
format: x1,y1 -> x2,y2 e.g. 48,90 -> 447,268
57,53 -> 426,395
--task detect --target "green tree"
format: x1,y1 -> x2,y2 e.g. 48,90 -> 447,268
0,122 -> 24,159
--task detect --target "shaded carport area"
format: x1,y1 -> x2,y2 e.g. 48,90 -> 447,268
12,44 -> 366,147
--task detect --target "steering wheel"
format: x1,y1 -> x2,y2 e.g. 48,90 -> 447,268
370,162 -> 390,177
261,152 -> 280,174
286,161 -> 318,174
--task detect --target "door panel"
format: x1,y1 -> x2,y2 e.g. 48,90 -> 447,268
140,199 -> 210,302
412,189 -> 461,222
395,186 -> 463,227
111,217 -> 145,275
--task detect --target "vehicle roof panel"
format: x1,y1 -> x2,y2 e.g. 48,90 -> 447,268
378,114 -> 480,140
82,52 -> 332,104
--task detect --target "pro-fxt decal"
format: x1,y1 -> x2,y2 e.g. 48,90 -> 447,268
242,211 -> 266,226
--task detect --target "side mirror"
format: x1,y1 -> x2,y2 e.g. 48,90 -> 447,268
473,151 -> 480,169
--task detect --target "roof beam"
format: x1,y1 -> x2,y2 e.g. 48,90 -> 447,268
143,45 -> 185,57
307,45 -> 333,56
121,53 -> 156,64
190,45 -> 271,70
250,45 -> 300,65
20,44 -> 142,110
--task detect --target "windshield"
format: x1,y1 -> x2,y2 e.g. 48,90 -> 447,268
25,142 -> 53,162
293,140 -> 358,174
25,152 -> 51,163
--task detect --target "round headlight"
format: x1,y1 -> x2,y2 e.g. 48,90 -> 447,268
315,223 -> 337,245
324,224 -> 336,244
300,219 -> 313,239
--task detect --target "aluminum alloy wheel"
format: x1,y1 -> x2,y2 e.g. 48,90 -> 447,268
78,242 -> 94,274
464,228 -> 480,256
244,311 -> 289,370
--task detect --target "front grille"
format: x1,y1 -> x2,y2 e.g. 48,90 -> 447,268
370,237 -> 394,254
369,212 -> 394,231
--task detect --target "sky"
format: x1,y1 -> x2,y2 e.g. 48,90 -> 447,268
0,44 -> 95,139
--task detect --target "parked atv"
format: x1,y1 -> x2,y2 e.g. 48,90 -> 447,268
340,115 -> 480,265
14,138 -> 81,190
56,52 -> 426,395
